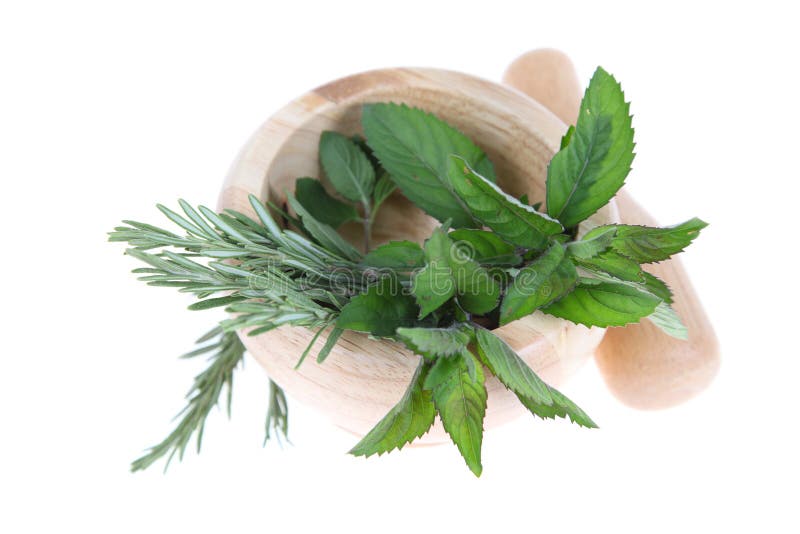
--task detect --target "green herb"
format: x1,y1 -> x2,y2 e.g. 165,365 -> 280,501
110,66 -> 706,476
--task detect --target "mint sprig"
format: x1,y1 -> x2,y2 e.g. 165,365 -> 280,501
111,65 -> 706,476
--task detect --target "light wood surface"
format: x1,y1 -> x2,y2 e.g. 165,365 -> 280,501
502,49 -> 719,409
218,67 -> 619,441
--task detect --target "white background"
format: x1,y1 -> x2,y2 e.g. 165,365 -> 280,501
2,1 -> 798,532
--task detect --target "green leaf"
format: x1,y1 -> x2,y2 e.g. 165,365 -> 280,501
337,278 -> 418,337
448,156 -> 563,249
422,353 -> 461,391
287,193 -> 361,261
449,229 -> 521,265
316,327 -> 343,363
575,251 -> 643,282
560,125 -> 575,149
500,243 -> 577,325
475,328 -> 552,405
411,227 -> 500,318
517,386 -> 597,428
609,218 -> 708,263
362,102 -> 496,228
294,177 -> 358,228
430,351 -> 487,477
642,272 -> 673,304
294,322 -> 329,369
319,131 -> 375,205
187,295 -> 245,311
396,324 -> 474,359
546,67 -> 635,227
565,226 -> 616,259
361,241 -> 424,270
372,173 -> 397,214
412,261 -> 455,320
542,278 -> 660,327
349,360 -> 436,457
647,302 -> 688,340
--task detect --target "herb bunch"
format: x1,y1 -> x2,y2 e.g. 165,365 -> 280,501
110,67 -> 705,476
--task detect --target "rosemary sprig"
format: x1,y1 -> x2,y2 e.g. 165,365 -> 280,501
131,327 -> 246,472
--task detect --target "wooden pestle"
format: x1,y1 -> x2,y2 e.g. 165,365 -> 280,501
502,49 -> 719,409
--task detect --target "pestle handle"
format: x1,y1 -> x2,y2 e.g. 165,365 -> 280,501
502,49 -> 719,409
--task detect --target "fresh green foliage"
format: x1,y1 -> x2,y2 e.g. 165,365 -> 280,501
412,226 -> 500,318
546,67 -> 635,228
362,102 -> 496,227
517,386 -> 597,428
287,192 -> 362,261
500,243 -> 577,325
428,351 -> 487,476
565,226 -> 616,259
372,173 -> 397,215
396,324 -> 474,359
543,278 -> 661,327
319,131 -> 376,205
349,361 -> 436,457
131,328 -> 248,472
448,229 -> 521,265
448,156 -> 563,248
648,302 -> 688,340
265,379 -> 289,445
474,328 -> 551,404
574,250 -> 643,282
336,278 -> 418,337
111,65 -> 707,476
589,218 -> 708,263
361,241 -> 424,269
294,177 -> 359,228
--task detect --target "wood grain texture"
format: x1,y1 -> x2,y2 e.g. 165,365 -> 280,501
502,49 -> 719,409
218,68 -> 619,442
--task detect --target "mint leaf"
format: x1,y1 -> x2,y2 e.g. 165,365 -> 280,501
517,386 -> 597,428
396,324 -> 473,359
575,251 -> 643,282
543,278 -> 660,327
565,226 -> 616,259
642,272 -> 673,304
475,328 -> 552,405
560,125 -> 575,149
423,351 -> 462,390
455,259 -> 502,316
448,156 -> 563,249
319,131 -> 375,205
337,278 -> 418,337
294,177 -> 359,228
372,173 -> 397,214
429,351 -> 487,477
412,262 -> 455,318
349,360 -> 436,457
546,67 -> 635,227
449,229 -> 521,266
500,243 -> 577,325
609,218 -> 708,263
647,302 -> 688,340
412,228 -> 456,318
412,227 -> 500,318
287,193 -> 361,261
362,103 -> 496,228
361,241 -> 424,270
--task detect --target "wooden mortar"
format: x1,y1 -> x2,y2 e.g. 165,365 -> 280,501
218,68 -> 619,442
